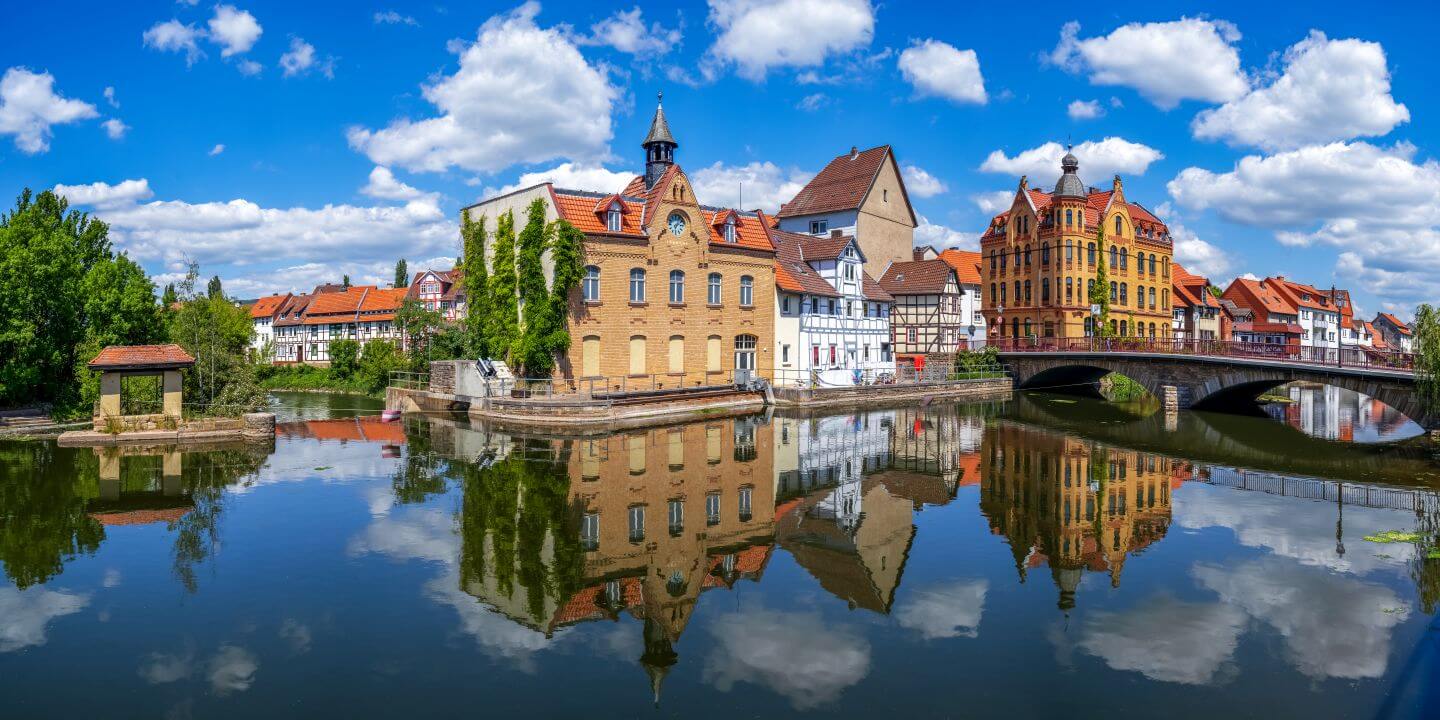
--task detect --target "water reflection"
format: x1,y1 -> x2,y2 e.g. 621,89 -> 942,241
1263,384 -> 1423,443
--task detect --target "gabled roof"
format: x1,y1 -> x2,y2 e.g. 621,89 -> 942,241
861,271 -> 893,302
771,229 -> 841,297
703,207 -> 775,252
1377,313 -> 1412,335
1225,278 -> 1297,316
878,259 -> 956,295
981,188 -> 1171,244
551,189 -> 645,237
937,249 -> 982,286
250,293 -> 290,319
1171,263 -> 1216,309
777,145 -> 917,225
89,344 -> 195,370
795,233 -> 855,261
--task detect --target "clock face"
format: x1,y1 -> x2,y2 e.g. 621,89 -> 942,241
668,212 -> 686,237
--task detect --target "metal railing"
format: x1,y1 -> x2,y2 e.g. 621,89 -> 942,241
389,371 -> 430,391
770,364 -> 1008,389
987,337 -> 1416,372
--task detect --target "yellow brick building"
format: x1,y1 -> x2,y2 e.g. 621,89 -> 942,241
980,150 -> 1176,340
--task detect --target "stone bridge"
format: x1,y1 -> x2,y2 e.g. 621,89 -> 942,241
999,350 -> 1436,429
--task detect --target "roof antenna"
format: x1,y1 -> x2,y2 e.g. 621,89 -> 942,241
739,181 -> 743,211
657,90 -> 663,106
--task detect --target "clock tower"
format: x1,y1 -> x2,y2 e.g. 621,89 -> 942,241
643,92 -> 678,191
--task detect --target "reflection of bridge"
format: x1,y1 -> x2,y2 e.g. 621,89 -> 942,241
998,340 -> 1433,428
1187,466 -> 1440,514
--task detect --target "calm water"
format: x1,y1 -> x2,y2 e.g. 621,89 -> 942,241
2,391 -> 1439,718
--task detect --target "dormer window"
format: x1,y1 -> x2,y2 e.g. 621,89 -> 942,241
810,219 -> 827,235
606,205 -> 622,232
724,217 -> 737,243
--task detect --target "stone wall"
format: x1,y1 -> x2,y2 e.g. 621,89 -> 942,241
772,377 -> 1012,409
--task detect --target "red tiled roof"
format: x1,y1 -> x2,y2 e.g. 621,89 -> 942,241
272,293 -> 314,326
307,286 -> 376,315
91,507 -> 190,527
89,344 -> 195,370
552,190 -> 645,237
795,234 -> 852,261
1225,278 -> 1297,316
621,175 -> 646,197
771,229 -> 840,297
777,145 -> 916,225
250,293 -> 290,319
360,287 -> 408,312
862,271 -> 893,302
982,187 -> 1170,242
1367,322 -> 1389,349
1378,313 -> 1412,335
878,259 -> 956,295
937,249 -> 982,285
704,208 -> 776,253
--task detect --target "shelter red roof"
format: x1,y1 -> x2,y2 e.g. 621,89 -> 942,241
89,344 -> 195,370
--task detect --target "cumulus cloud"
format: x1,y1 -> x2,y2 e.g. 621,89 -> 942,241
103,86 -> 118,108
901,164 -> 946,198
1167,141 -> 1440,308
279,37 -> 334,79
1047,18 -> 1248,109
483,162 -> 637,198
915,216 -> 977,250
208,5 -> 263,57
576,7 -> 681,56
52,178 -> 454,282
898,39 -> 987,105
1067,99 -> 1104,120
348,3 -> 619,174
208,143 -> 225,156
895,579 -> 987,639
102,118 -> 129,139
208,645 -> 259,695
373,10 -> 419,26
361,166 -> 436,202
138,646 -> 195,684
702,0 -> 875,81
703,605 -> 870,709
691,160 -> 811,212
142,20 -> 206,65
1152,202 -> 1232,279
1192,31 -> 1409,151
0,67 -> 99,154
0,585 -> 89,653
796,93 -> 830,112
972,190 -> 1014,216
981,137 -> 1164,182
1077,595 -> 1246,684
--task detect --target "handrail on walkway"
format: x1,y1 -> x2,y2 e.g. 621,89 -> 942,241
986,337 -> 1416,372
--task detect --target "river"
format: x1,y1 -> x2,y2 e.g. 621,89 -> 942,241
0,389 -> 1437,718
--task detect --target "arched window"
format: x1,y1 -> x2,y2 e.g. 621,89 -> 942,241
1012,317 -> 1020,338
1120,249 -> 1128,271
990,283 -> 997,305
1087,279 -> 1095,296
1120,283 -> 1128,306
1041,278 -> 1050,304
1148,287 -> 1156,309
1149,254 -> 1157,276
1110,245 -> 1118,269
582,265 -> 600,302
629,268 -> 646,303
1023,280 -> 1031,304
1087,242 -> 1096,266
1041,242 -> 1050,265
1162,258 -> 1170,278
606,205 -> 622,232
1014,281 -> 1021,303
1065,209 -> 1073,227
1065,277 -> 1074,303
1110,281 -> 1118,303
1065,239 -> 1073,262
1000,252 -> 1007,273
1162,289 -> 1169,310
1000,283 -> 1007,304
1023,319 -> 1033,337
1114,215 -> 1123,236
739,275 -> 753,307
1024,245 -> 1032,266
707,272 -> 722,305
669,270 -> 685,304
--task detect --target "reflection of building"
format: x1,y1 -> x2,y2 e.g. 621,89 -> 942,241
277,416 -> 407,455
453,416 -> 777,705
980,425 -> 1174,612
89,447 -> 192,527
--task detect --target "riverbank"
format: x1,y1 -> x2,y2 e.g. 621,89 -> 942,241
257,365 -> 382,397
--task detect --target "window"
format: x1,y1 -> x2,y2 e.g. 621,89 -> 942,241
629,268 -> 646,303
669,270 -> 685,304
883,189 -> 889,202
907,327 -> 917,343
628,505 -> 645,542
1000,284 -> 1006,304
1041,242 -> 1050,265
582,265 -> 600,302
781,344 -> 790,364
1120,249 -> 1128,271
606,206 -> 622,232
1110,282 -> 1118,303
1041,278 -> 1050,304
1066,277 -> 1074,303
724,217 -> 737,243
708,272 -> 722,304
990,283 -> 997,305
739,486 -> 753,522
1066,240 -> 1074,262
1148,287 -> 1156,309
1087,242 -> 1096,266
1120,283 -> 1128,306
810,219 -> 828,234
1110,245 -> 1118,269
706,492 -> 721,526
1024,245 -> 1032,266
668,499 -> 684,537
782,295 -> 792,313
1066,209 -> 1073,227
1024,280 -> 1031,304
739,276 -> 753,306
581,513 -> 599,551
1149,254 -> 1157,275
1114,215 -> 1123,236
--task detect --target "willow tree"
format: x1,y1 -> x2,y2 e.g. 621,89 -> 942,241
1088,224 -> 1111,338
487,210 -> 519,365
460,212 -> 490,357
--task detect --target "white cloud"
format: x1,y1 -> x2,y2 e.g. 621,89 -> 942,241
1048,18 -> 1248,109
102,118 -> 129,140
1077,595 -> 1246,684
53,178 -> 455,282
103,86 -> 118,108
895,580 -> 987,639
691,160 -> 811,212
898,39 -> 987,105
347,3 -> 619,174
901,164 -> 946,198
138,646 -> 195,684
54,178 -> 155,208
373,10 -> 419,26
279,37 -> 333,79
1067,99 -> 1104,120
1192,31 -> 1409,151
484,162 -> 636,198
208,143 -> 225,156
0,585 -> 89,653
915,215 -> 977,251
703,605 -> 870,710
576,7 -> 681,56
0,67 -> 99,154
972,190 -> 1014,216
236,59 -> 262,76
208,645 -> 259,695
208,5 -> 263,57
980,137 -> 1164,182
1152,202 -> 1232,278
703,0 -> 875,81
796,93 -> 830,112
361,166 -> 437,202
142,20 -> 206,65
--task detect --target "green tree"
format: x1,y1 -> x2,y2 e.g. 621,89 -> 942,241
487,210 -> 520,365
73,254 -> 165,410
207,275 -> 224,299
329,339 -> 360,379
396,298 -> 445,371
0,443 -> 105,588
460,212 -> 491,357
1089,224 -> 1111,338
358,339 -> 406,393
162,283 -> 178,307
394,258 -> 408,289
1414,304 -> 1440,414
169,265 -> 265,413
341,274 -> 351,290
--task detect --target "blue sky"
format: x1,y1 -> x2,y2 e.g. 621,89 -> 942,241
2,1 -> 1437,319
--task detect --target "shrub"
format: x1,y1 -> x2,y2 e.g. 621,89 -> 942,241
329,339 -> 360,379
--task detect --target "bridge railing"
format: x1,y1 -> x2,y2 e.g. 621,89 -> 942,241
986,337 -> 1415,371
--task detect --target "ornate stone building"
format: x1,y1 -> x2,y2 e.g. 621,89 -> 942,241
980,150 -> 1175,340
460,97 -> 777,383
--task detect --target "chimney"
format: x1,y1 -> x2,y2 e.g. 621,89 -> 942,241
831,229 -> 843,238
850,146 -> 858,159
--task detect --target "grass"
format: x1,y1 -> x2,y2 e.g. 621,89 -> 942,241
259,365 -> 376,395
1101,373 -> 1151,402
1363,530 -> 1422,544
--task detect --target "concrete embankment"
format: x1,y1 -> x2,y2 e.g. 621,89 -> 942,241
57,413 -> 277,447
769,377 -> 1013,410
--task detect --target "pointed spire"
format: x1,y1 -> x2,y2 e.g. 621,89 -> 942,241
643,90 -> 677,147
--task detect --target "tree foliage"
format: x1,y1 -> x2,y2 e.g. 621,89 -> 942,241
329,339 -> 360,379
168,264 -> 266,413
1089,224 -> 1111,337
358,340 -> 406,393
461,212 -> 490,358
487,210 -> 520,365
394,258 -> 408,289
1415,304 -> 1440,414
207,275 -> 224,299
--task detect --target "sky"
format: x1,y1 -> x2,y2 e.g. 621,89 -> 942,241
1,1 -> 1437,320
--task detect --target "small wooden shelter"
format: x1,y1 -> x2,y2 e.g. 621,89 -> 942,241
88,344 -> 195,430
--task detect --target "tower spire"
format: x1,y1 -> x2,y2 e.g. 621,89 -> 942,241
642,91 -> 678,190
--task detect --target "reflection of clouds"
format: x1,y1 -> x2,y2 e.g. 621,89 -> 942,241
102,569 -> 123,588
346,508 -> 456,564
0,584 -> 89,652
424,571 -> 560,672
1077,596 -> 1246,685
279,619 -> 312,654
895,579 -> 988,639
208,645 -> 259,695
703,606 -> 870,710
236,437 -> 400,493
1175,477 -> 1414,575
139,645 -> 195,684
1193,558 -> 1408,680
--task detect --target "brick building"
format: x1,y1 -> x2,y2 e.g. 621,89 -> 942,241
980,150 -> 1175,340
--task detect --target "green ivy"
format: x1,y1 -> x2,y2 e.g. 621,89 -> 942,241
461,211 -> 490,358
